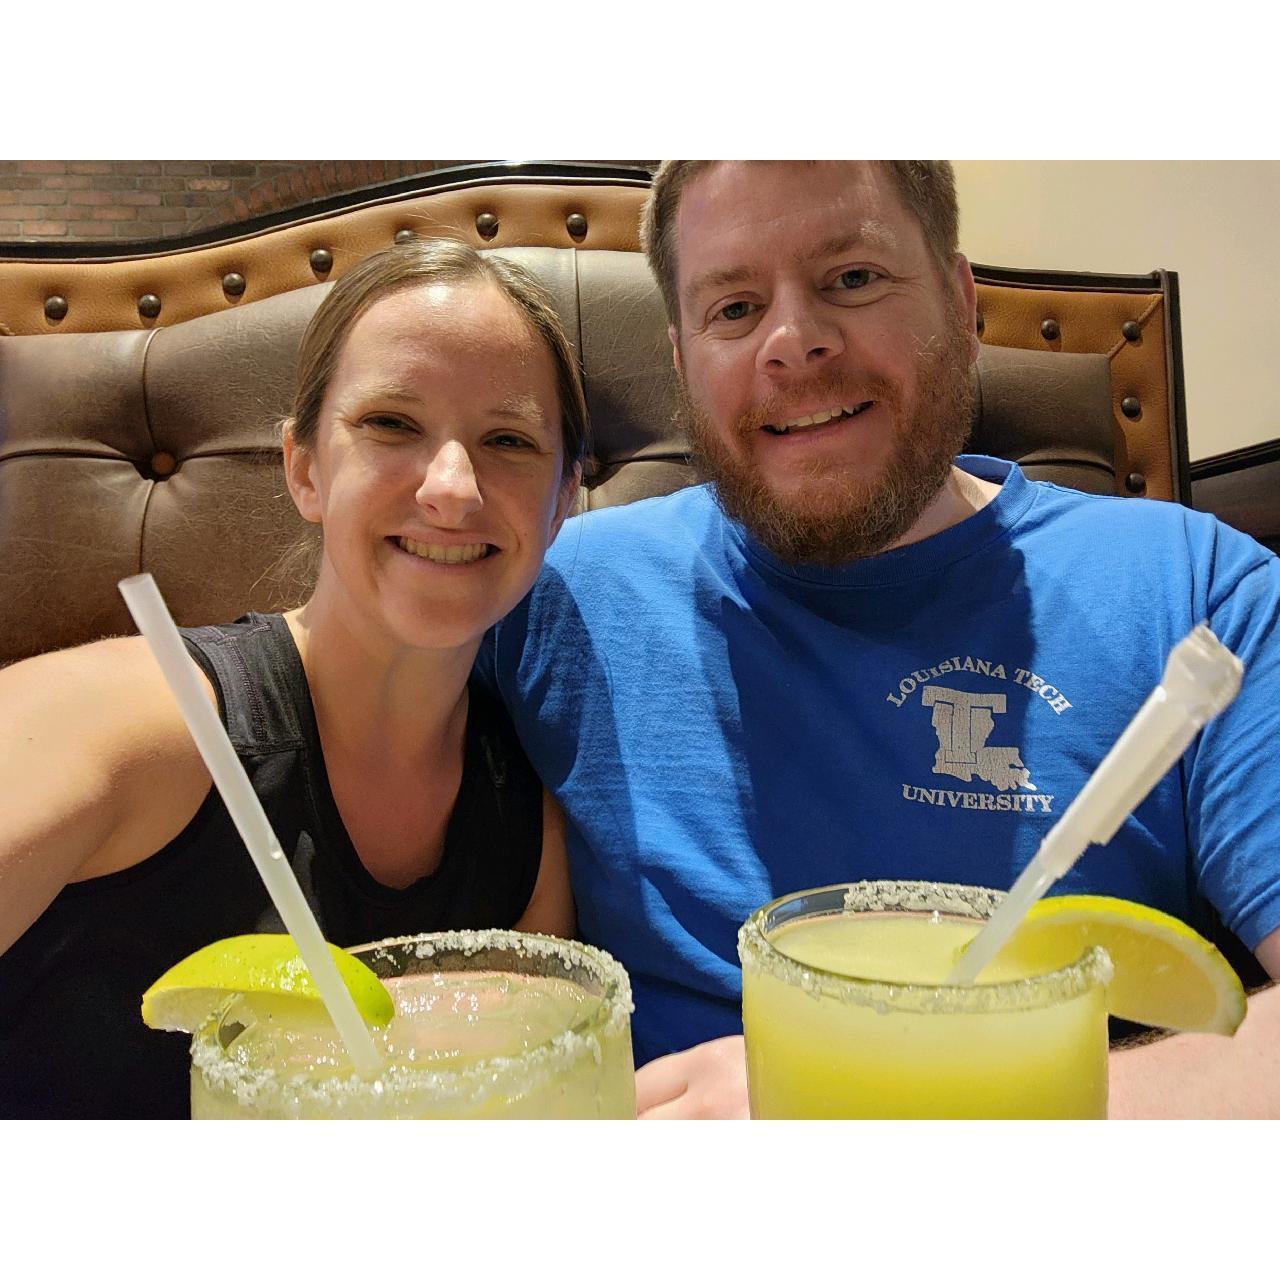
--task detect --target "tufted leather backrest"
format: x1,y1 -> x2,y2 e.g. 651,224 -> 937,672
0,166 -> 1187,667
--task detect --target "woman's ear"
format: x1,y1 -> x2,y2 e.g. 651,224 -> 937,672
551,462 -> 582,539
282,419 -> 322,525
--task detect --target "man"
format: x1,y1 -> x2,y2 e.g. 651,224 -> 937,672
483,161 -> 1280,1116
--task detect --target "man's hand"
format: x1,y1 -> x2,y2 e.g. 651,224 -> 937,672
634,1034 -> 750,1119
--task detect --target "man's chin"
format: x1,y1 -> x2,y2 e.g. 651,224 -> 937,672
712,482 -> 915,565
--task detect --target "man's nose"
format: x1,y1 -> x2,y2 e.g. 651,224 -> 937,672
416,440 -> 483,524
755,290 -> 845,374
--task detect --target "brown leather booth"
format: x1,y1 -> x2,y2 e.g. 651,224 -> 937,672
0,162 -> 1190,668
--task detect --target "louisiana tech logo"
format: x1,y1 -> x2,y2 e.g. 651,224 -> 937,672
922,687 -> 1035,792
885,655 -> 1070,815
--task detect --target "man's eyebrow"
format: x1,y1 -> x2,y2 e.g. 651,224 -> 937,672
800,224 -> 898,264
682,263 -> 755,305
682,223 -> 900,307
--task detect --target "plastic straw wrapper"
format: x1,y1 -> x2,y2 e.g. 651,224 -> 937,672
948,624 -> 1243,986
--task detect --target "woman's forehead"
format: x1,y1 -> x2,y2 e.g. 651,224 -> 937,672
340,282 -> 545,369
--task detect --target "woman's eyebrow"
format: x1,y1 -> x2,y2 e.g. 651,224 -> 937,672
347,381 -> 420,404
487,398 -> 552,430
341,389 -> 551,431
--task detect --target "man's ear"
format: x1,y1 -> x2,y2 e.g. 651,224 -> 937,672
951,254 -> 981,364
282,419 -> 322,525
668,324 -> 684,379
551,462 -> 582,539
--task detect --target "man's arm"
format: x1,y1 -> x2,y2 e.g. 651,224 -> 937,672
1107,927 -> 1280,1119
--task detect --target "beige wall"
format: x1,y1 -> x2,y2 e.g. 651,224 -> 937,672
954,161 -> 1280,462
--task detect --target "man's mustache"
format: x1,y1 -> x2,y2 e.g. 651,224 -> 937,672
731,376 -> 904,438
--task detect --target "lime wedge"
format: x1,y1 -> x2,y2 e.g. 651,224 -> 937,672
141,934 -> 394,1033
998,895 -> 1247,1035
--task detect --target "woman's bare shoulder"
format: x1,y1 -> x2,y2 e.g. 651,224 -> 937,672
1,635 -> 206,756
0,636 -> 216,946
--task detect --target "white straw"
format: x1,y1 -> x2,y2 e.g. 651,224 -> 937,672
118,574 -> 381,1076
947,624 -> 1244,986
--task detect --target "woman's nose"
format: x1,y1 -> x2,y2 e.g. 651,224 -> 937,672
416,440 -> 482,524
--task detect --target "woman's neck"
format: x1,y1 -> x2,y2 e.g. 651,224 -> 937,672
283,592 -> 476,766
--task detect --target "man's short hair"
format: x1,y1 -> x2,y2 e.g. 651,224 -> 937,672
640,161 -> 960,330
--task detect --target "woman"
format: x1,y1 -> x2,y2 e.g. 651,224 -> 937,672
0,240 -> 586,1118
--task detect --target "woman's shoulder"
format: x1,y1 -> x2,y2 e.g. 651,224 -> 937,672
1,634 -> 189,749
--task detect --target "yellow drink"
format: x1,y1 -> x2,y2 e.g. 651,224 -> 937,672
191,931 -> 635,1119
739,882 -> 1112,1119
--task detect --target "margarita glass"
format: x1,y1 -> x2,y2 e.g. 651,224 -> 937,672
738,881 -> 1113,1119
190,930 -> 635,1119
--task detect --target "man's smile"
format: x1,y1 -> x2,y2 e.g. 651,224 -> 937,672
762,401 -> 874,436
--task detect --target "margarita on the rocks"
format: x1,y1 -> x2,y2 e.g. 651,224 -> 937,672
189,931 -> 636,1119
739,882 -> 1112,1119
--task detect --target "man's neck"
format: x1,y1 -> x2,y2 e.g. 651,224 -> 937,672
884,464 -> 1003,553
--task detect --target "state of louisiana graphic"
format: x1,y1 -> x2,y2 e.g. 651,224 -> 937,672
884,654 -> 1072,815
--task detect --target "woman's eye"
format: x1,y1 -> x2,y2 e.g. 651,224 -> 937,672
490,433 -> 535,450
365,415 -> 411,432
834,268 -> 878,291
715,299 -> 753,323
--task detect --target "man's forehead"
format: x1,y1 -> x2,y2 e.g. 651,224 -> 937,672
675,161 -> 904,298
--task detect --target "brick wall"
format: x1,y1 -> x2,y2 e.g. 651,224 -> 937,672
0,161 -> 566,242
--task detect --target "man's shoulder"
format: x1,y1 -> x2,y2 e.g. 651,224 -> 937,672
1017,476 -> 1278,606
545,484 -> 720,563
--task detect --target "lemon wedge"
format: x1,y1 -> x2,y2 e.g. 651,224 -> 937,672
141,934 -> 394,1033
996,895 -> 1247,1036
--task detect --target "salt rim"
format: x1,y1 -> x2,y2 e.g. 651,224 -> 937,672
191,929 -> 634,1116
738,880 -> 1114,1016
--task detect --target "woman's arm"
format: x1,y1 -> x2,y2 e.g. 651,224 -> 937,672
0,637 -> 213,956
513,791 -> 575,938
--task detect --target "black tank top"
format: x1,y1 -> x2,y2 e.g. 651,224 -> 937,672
0,614 -> 544,1118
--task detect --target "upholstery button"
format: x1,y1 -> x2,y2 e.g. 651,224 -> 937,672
1040,318 -> 1060,341
476,212 -> 499,239
1122,320 -> 1142,342
138,294 -> 161,320
1125,471 -> 1146,493
1121,396 -> 1142,419
150,452 -> 177,478
44,295 -> 68,322
566,212 -> 588,238
222,272 -> 246,298
309,249 -> 333,274
394,229 -> 416,244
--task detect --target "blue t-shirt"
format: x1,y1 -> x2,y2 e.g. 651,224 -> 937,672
483,457 -> 1280,1065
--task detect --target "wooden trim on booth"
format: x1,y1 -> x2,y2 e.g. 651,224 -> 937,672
0,162 -> 655,263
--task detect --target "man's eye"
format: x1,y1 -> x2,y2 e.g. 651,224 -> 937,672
834,268 -> 878,290
491,433 -> 535,450
715,300 -> 753,323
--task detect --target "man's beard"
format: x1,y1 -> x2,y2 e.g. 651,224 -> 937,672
678,315 -> 975,566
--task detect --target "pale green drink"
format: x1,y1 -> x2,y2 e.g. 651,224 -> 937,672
190,931 -> 635,1119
